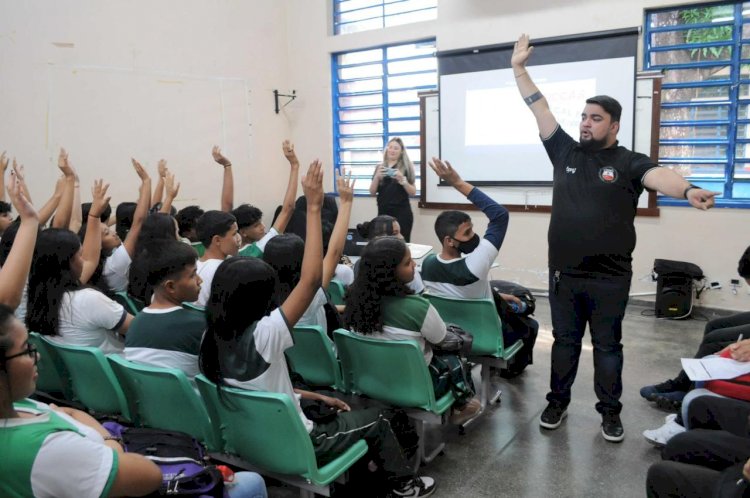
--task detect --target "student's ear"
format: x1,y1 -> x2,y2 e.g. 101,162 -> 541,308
163,279 -> 177,295
211,234 -> 222,247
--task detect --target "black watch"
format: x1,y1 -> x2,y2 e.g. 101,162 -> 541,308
683,184 -> 699,199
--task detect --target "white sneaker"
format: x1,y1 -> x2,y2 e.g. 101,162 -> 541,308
642,415 -> 685,448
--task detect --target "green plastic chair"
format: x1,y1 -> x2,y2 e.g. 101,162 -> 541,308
285,326 -> 343,390
424,294 -> 524,407
40,337 -> 131,420
327,280 -> 346,306
113,291 -> 145,315
332,328 -> 454,462
28,332 -> 71,399
195,375 -> 367,498
108,355 -> 219,451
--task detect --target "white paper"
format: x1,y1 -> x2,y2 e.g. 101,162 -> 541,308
680,356 -> 750,381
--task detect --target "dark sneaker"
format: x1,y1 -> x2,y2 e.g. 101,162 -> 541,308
601,412 -> 624,442
390,476 -> 436,497
639,380 -> 679,401
653,391 -> 687,412
539,402 -> 567,429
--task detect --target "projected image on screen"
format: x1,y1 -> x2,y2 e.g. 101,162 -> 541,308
440,56 -> 635,185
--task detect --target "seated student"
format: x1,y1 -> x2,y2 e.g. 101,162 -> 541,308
0,304 -> 164,498
645,396 -> 750,498
194,210 -> 240,307
176,205 -> 205,254
344,236 -> 481,425
272,193 -> 340,242
354,214 -> 424,294
128,213 -> 180,303
232,141 -> 299,258
263,171 -> 355,329
199,162 -> 434,497
125,240 -> 205,380
419,159 -> 537,374
641,246 -> 750,410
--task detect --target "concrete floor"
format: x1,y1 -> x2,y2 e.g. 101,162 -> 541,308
267,298 -> 720,498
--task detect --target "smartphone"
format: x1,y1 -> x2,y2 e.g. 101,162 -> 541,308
386,168 -> 396,177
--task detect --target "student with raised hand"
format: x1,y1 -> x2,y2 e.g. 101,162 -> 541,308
0,173 -> 39,310
193,210 -> 241,307
211,145 -> 234,212
159,170 -> 180,215
233,140 -> 299,258
51,148 -> 76,230
125,239 -> 205,380
199,161 -> 434,498
263,170 -> 355,328
0,305 -> 164,498
27,180 -> 133,354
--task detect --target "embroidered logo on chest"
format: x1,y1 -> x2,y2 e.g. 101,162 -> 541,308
598,166 -> 618,183
565,166 -> 576,174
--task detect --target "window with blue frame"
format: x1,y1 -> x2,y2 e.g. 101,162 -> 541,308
645,1 -> 750,206
334,0 -> 437,35
332,39 -> 437,195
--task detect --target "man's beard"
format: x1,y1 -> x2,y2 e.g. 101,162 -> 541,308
579,134 -> 608,151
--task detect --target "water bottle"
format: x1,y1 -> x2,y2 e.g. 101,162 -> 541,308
510,300 -> 527,314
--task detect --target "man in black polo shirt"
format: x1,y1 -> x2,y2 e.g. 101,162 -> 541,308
512,33 -> 717,442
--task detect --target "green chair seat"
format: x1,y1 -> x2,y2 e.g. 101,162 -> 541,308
28,332 -> 71,398
113,291 -> 145,315
285,326 -> 343,390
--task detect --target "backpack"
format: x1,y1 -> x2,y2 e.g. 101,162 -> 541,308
103,423 -> 225,498
490,280 -> 536,316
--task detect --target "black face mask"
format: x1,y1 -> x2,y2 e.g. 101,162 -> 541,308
453,233 -> 480,254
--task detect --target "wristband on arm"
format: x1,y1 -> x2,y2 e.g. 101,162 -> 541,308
683,184 -> 699,199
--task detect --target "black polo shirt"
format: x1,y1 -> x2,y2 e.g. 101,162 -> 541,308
543,126 -> 659,276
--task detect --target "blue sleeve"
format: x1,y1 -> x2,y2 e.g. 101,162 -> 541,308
467,187 -> 509,250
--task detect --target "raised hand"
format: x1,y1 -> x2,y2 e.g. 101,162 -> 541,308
0,152 -> 8,174
686,188 -> 718,211
164,171 -> 180,199
157,159 -> 168,178
282,140 -> 299,166
212,145 -> 232,167
302,159 -> 324,207
6,171 -> 37,221
429,157 -> 463,186
57,148 -> 74,178
512,33 -> 534,69
89,179 -> 111,219
336,168 -> 355,204
131,158 -> 150,182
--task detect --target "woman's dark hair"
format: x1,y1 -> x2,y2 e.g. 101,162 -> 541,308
356,215 -> 397,239
199,257 -> 279,386
115,202 -> 138,240
26,229 -> 83,336
0,303 -> 18,371
262,234 -> 304,304
0,220 -> 22,266
128,213 -> 178,302
344,236 -> 411,335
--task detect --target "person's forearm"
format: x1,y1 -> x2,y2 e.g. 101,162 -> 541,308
37,192 -> 61,227
468,187 -> 509,250
299,205 -> 323,290
80,216 -> 102,284
151,177 -> 164,208
402,181 -> 417,196
52,177 -> 74,229
323,199 -> 352,288
159,195 -> 174,214
369,169 -> 381,195
69,182 -> 82,233
0,218 -> 39,309
273,165 -> 300,233
124,179 -> 151,257
220,165 -> 234,212
644,167 -> 691,199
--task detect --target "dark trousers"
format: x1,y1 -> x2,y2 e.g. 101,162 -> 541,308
646,461 -> 747,498
378,204 -> 413,242
672,312 -> 750,389
547,271 -> 631,414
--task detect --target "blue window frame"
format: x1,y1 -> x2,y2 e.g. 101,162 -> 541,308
645,1 -> 750,207
334,0 -> 437,35
332,39 -> 437,195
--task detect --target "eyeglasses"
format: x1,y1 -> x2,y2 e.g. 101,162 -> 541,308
4,343 -> 39,365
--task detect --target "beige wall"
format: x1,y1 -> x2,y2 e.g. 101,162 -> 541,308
2,0 -> 747,310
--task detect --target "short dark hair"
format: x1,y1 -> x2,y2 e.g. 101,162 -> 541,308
196,210 -> 236,248
357,215 -> 397,239
263,233 -> 305,303
434,210 -> 471,242
739,246 -> 750,279
0,201 -> 11,215
81,202 -> 111,223
175,205 -> 205,237
232,204 -> 263,230
145,240 -> 198,288
115,202 -> 137,240
586,95 -> 622,123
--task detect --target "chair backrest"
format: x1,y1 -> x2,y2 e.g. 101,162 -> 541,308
113,291 -> 145,315
285,326 -> 343,390
327,280 -> 346,306
40,337 -> 130,420
333,329 -> 445,412
28,332 -> 70,397
108,355 -> 219,451
195,375 -> 316,476
425,295 -> 505,356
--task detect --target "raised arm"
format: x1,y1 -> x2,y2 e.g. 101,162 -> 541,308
51,148 -> 76,229
212,146 -> 234,212
0,152 -> 7,202
272,140 -> 301,233
151,159 -> 167,209
642,168 -> 717,210
280,160 -> 324,326
0,175 -> 39,309
80,179 -> 110,284
159,171 -> 180,214
123,159 -> 152,257
68,166 -> 82,233
12,160 -> 32,204
322,170 -> 355,290
512,34 -> 558,139
37,177 -> 64,226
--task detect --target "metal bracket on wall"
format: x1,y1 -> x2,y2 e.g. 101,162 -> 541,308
274,89 -> 296,114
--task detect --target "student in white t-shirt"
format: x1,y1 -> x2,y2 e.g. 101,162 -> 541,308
193,210 -> 241,307
0,303 -> 162,498
199,161 -> 435,497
